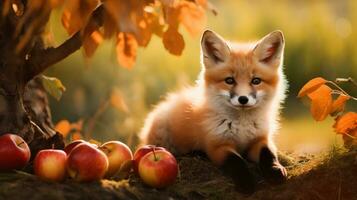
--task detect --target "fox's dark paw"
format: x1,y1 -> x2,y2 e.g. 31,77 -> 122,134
261,162 -> 287,184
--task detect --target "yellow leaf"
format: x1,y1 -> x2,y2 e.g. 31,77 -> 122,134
116,33 -> 138,69
41,75 -> 66,101
55,120 -> 71,137
334,112 -> 357,135
307,85 -> 332,121
298,77 -> 327,97
162,27 -> 185,56
330,95 -> 350,115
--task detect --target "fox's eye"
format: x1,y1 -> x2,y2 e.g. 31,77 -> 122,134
224,77 -> 235,85
251,77 -> 261,85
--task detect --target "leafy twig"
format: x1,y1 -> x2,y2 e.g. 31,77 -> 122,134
336,77 -> 357,87
327,81 -> 357,101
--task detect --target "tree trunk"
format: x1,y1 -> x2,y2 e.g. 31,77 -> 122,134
0,1 -> 65,156
0,62 -> 64,157
24,78 -> 65,157
0,1 -> 104,156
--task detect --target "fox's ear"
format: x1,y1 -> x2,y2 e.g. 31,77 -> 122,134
253,30 -> 284,67
201,30 -> 230,68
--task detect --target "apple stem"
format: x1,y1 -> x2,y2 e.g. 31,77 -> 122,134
17,141 -> 25,146
152,148 -> 158,161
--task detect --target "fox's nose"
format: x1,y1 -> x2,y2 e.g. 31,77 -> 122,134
238,96 -> 249,105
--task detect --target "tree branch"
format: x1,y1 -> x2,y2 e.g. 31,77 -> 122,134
25,5 -> 104,82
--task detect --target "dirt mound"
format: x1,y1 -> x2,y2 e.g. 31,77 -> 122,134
0,149 -> 356,200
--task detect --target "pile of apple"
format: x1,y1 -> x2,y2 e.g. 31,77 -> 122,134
0,133 -> 178,188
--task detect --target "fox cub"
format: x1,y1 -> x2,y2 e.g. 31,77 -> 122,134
140,30 -> 288,192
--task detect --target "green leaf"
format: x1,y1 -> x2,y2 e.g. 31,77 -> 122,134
41,75 -> 66,101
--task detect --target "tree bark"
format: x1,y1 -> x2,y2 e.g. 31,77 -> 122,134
0,1 -> 61,156
0,1 -> 104,156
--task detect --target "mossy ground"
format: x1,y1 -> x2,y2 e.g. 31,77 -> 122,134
0,148 -> 356,200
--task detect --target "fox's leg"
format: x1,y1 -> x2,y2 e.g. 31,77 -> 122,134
206,144 -> 257,193
246,136 -> 287,183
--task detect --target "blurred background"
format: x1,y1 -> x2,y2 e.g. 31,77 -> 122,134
45,0 -> 356,154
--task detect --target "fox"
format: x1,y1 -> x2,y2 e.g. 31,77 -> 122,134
139,29 -> 288,192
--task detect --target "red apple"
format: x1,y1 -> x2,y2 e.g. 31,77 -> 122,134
34,149 -> 67,182
64,140 -> 86,155
67,143 -> 108,182
100,141 -> 133,177
0,133 -> 31,171
133,145 -> 165,174
138,150 -> 178,188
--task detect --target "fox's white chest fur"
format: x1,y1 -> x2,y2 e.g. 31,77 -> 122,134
202,106 -> 271,152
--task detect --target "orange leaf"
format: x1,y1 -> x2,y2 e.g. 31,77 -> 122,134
70,119 -> 83,132
298,77 -> 327,97
83,30 -> 103,57
55,120 -> 71,137
307,85 -> 332,121
179,1 -> 206,37
72,132 -> 82,141
116,33 -> 138,68
195,0 -> 207,7
330,94 -> 350,115
103,0 -> 137,34
135,17 -> 153,47
49,0 -> 65,8
333,112 -> 357,135
61,0 -> 99,35
162,27 -> 185,56
110,88 -> 129,113
342,131 -> 357,148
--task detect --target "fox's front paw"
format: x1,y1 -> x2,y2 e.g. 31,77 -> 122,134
261,162 -> 287,184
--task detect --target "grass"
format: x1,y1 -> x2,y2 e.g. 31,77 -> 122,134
0,148 -> 356,200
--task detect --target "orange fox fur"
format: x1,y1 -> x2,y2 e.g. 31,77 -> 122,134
140,30 -> 287,166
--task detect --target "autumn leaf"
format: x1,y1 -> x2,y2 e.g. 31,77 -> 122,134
55,120 -> 71,137
342,129 -> 357,148
102,11 -> 119,39
179,1 -> 206,37
298,77 -> 327,97
195,0 -> 218,15
72,132 -> 82,140
116,33 -> 138,68
41,75 -> 66,101
70,119 -> 84,132
83,30 -> 103,57
307,85 -> 332,121
162,27 -> 185,56
104,0 -> 138,34
15,0 -> 60,52
333,112 -> 357,135
330,94 -> 350,115
110,88 -> 129,113
61,0 -> 99,35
